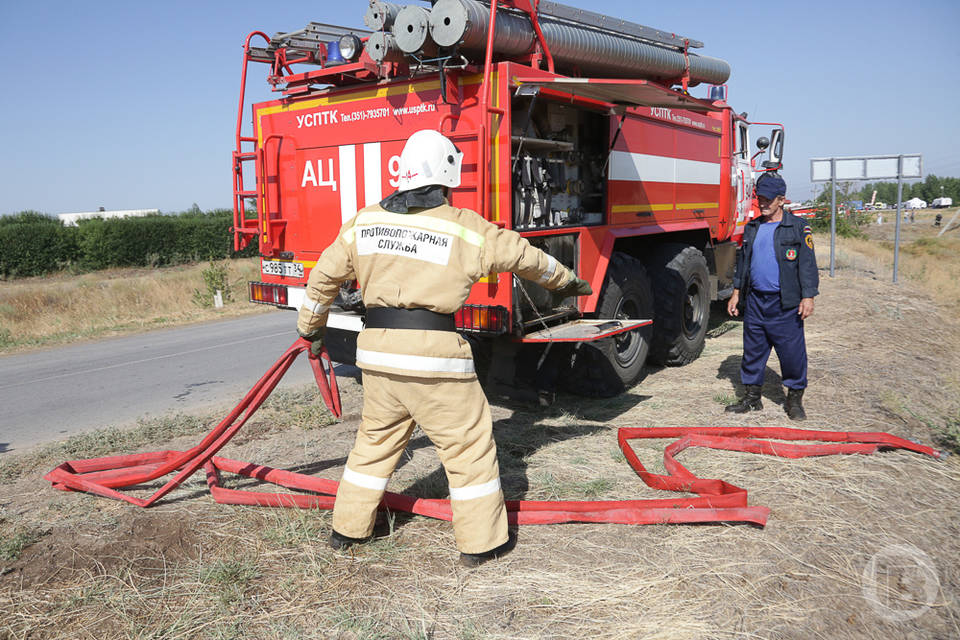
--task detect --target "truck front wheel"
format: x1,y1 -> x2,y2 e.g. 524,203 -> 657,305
646,244 -> 710,366
564,252 -> 653,397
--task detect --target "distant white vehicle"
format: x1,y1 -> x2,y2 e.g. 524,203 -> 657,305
932,197 -> 953,208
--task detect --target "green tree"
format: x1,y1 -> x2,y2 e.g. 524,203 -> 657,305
815,181 -> 857,205
857,175 -> 960,206
0,210 -> 58,226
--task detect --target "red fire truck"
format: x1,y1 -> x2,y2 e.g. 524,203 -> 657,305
233,0 -> 784,396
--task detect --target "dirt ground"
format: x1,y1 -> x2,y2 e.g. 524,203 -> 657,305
1,240 -> 959,639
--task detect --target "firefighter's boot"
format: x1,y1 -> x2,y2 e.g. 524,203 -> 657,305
785,388 -> 807,421
459,532 -> 516,568
725,385 -> 763,413
329,530 -> 370,551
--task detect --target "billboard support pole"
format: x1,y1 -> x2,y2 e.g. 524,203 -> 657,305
810,153 -> 921,285
829,158 -> 837,278
893,155 -> 903,284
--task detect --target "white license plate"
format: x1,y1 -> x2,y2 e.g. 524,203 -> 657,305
261,260 -> 304,278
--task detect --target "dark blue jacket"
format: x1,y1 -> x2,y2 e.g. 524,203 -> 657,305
733,211 -> 820,309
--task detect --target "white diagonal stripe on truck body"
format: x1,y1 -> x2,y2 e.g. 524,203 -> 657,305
339,144 -> 358,223
609,150 -> 720,185
363,142 -> 383,207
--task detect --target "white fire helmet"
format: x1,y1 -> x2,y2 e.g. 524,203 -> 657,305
397,129 -> 463,192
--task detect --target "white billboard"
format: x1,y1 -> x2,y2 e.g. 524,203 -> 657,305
810,155 -> 922,182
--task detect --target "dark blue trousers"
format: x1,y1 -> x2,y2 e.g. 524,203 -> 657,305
740,290 -> 807,389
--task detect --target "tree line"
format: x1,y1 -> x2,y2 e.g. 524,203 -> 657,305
815,174 -> 959,206
0,207 -> 257,279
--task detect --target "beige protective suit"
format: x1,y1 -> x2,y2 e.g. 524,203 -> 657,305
297,201 -> 574,553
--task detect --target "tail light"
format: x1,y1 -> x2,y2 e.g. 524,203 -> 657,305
249,281 -> 288,306
455,305 -> 508,335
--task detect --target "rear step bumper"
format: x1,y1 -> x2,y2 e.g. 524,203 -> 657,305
519,319 -> 652,343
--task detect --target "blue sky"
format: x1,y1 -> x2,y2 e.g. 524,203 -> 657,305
1,0 -> 958,215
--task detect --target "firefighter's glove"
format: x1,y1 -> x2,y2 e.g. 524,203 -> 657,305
297,327 -> 326,357
552,277 -> 592,306
553,277 -> 593,300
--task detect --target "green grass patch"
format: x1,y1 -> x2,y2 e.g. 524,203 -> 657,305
263,387 -> 340,430
200,556 -> 260,606
262,509 -> 331,548
905,406 -> 960,455
529,472 -> 615,500
707,319 -> 740,339
904,235 -> 957,258
458,621 -> 489,640
713,392 -> 736,407
326,606 -> 430,640
0,528 -> 44,561
939,416 -> 960,454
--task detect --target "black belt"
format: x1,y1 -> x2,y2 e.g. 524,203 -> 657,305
364,307 -> 457,332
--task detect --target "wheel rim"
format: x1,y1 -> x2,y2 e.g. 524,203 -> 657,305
613,296 -> 643,367
682,275 -> 706,340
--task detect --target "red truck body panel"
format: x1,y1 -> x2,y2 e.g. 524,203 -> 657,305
246,62 -> 749,323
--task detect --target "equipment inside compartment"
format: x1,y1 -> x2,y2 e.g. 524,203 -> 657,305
511,97 -> 607,230
513,234 -> 578,328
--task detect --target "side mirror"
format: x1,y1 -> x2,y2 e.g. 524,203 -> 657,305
756,136 -> 770,151
762,128 -> 784,170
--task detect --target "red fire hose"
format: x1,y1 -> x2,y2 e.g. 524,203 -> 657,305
46,340 -> 945,527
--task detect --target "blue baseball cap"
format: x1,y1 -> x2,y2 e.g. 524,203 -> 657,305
756,173 -> 786,199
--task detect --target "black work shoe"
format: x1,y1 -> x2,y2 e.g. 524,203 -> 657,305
329,530 -> 370,551
459,533 -> 516,568
785,388 -> 807,421
725,385 -> 763,413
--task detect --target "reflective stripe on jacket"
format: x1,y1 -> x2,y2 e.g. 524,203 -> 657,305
296,202 -> 575,378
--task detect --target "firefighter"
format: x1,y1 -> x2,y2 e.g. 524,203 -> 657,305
296,129 -> 592,566
725,172 -> 819,420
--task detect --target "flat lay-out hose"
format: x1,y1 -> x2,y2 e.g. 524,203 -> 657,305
46,340 -> 945,527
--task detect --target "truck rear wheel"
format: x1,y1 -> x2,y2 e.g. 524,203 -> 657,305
646,244 -> 710,366
564,252 -> 653,397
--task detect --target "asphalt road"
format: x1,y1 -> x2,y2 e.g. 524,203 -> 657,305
0,310 -> 343,455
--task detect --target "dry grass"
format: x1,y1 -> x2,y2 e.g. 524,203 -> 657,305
1,233 -> 959,639
833,207 -> 960,312
0,258 -> 268,353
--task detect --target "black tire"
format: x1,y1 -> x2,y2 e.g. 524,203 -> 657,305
646,244 -> 710,366
563,252 -> 654,397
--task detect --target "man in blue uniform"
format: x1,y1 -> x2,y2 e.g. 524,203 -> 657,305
725,172 -> 819,420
